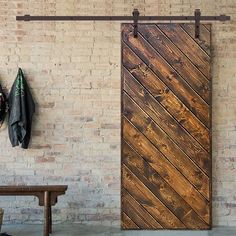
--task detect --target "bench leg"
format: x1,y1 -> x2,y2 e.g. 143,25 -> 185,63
49,205 -> 52,233
44,191 -> 50,236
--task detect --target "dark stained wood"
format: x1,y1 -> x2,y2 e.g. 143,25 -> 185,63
123,92 -> 210,199
157,24 -> 210,78
123,44 -> 210,152
123,142 -> 209,229
0,185 -> 68,206
121,23 -> 211,230
124,70 -> 210,174
0,185 -> 68,236
121,212 -> 139,229
122,24 -> 210,128
49,205 -> 52,233
123,117 -> 210,224
122,195 -> 153,228
122,165 -> 186,228
138,24 -> 210,102
0,185 -> 67,193
180,24 -> 211,55
44,191 -> 50,236
203,24 -> 211,32
122,188 -> 163,229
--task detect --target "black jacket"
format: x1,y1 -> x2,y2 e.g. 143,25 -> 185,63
8,68 -> 35,149
0,83 -> 6,126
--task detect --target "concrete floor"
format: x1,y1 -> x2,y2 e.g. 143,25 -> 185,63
1,224 -> 236,236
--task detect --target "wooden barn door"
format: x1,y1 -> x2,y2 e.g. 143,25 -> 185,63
121,23 -> 211,230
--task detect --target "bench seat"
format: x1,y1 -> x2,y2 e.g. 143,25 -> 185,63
0,185 -> 68,236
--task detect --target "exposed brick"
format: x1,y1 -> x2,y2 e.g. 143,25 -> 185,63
0,0 -> 235,228
36,156 -> 56,163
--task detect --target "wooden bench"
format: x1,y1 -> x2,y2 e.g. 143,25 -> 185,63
0,185 -> 68,236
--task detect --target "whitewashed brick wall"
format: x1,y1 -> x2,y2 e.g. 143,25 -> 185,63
0,0 -> 235,226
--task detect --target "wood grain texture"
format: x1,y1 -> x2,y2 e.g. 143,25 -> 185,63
121,23 -> 211,230
123,91 -> 210,199
123,44 -> 210,152
122,24 -> 210,128
123,117 -> 210,223
124,70 -> 210,174
180,24 -> 211,55
122,142 -> 209,229
138,24 -> 210,102
121,212 -> 139,229
203,24 -> 211,32
122,164 -> 186,229
157,24 -> 210,79
122,188 -> 163,229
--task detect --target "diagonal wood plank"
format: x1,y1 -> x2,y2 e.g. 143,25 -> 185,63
180,24 -> 211,55
123,117 -> 210,224
122,188 -> 163,229
123,45 -> 210,152
121,212 -> 139,229
157,24 -> 210,79
122,164 -> 186,228
122,25 -> 210,128
123,141 -> 209,229
122,190 -> 155,229
203,24 -> 211,32
123,69 -> 210,175
123,92 -> 210,199
138,24 -> 210,102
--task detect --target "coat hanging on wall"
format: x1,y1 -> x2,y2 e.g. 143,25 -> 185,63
0,83 -> 7,128
8,68 -> 35,149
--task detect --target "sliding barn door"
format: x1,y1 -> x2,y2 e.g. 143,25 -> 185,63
121,23 -> 211,230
